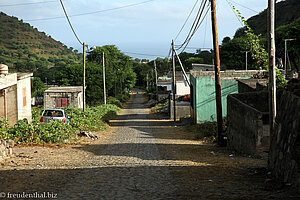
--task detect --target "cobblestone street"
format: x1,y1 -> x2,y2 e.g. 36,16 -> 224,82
0,92 -> 298,199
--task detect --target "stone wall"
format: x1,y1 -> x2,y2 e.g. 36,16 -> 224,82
227,91 -> 270,154
268,91 -> 300,187
0,139 -> 14,162
237,79 -> 267,93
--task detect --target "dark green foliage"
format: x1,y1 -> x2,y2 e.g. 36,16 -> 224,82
185,117 -> 227,140
0,105 -> 120,144
107,97 -> 122,108
31,77 -> 47,97
0,12 -> 81,71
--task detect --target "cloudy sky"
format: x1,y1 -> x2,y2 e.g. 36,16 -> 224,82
1,0 -> 269,59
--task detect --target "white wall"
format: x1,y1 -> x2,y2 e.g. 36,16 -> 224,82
176,81 -> 190,96
17,76 -> 32,123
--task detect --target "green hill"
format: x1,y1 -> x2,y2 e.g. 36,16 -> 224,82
234,0 -> 300,37
0,12 -> 81,72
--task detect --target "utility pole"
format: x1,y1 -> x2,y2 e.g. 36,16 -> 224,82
83,42 -> 86,113
245,51 -> 248,71
172,40 -> 176,123
211,0 -> 223,144
268,0 -> 276,139
146,73 -> 149,91
103,52 -> 106,104
154,60 -> 158,101
284,38 -> 296,73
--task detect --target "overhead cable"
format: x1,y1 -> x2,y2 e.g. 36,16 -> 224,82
0,0 -> 56,7
175,0 -> 209,52
122,51 -> 166,58
59,0 -> 82,45
179,6 -> 210,53
230,0 -> 259,14
174,0 -> 199,41
226,0 -> 243,26
26,0 -> 155,21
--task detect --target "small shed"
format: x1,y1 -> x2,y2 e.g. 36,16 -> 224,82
44,86 -> 83,109
190,70 -> 264,123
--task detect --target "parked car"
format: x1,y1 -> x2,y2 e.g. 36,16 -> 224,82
40,109 -> 70,124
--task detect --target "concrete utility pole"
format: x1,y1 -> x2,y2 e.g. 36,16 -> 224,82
268,0 -> 276,139
210,0 -> 223,144
172,40 -> 176,123
154,60 -> 158,101
284,38 -> 296,73
245,51 -> 248,71
103,52 -> 106,104
146,73 -> 149,90
83,42 -> 86,113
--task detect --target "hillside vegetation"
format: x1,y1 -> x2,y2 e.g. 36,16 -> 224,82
0,12 -> 81,72
234,0 -> 300,37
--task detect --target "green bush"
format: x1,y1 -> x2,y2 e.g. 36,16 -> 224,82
185,117 -> 227,140
116,93 -> 130,103
0,104 -> 120,144
107,97 -> 122,108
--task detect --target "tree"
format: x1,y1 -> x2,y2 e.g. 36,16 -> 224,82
31,77 -> 46,97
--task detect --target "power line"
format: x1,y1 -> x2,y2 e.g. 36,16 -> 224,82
177,2 -> 210,53
0,0 -> 57,7
59,0 -> 82,45
175,0 -> 210,52
230,0 -> 259,14
174,0 -> 199,41
202,16 -> 208,48
226,0 -> 243,26
176,0 -> 207,49
26,0 -> 155,22
122,51 -> 166,58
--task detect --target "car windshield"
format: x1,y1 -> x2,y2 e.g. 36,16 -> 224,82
43,110 -> 64,117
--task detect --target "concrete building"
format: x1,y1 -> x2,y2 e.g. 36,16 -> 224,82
190,70 -> 264,123
157,71 -> 190,96
0,72 -> 33,126
17,73 -> 33,123
192,63 -> 214,71
44,86 -> 83,109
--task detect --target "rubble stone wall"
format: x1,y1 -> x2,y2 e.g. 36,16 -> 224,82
268,91 -> 300,186
227,94 -> 268,154
0,139 -> 14,162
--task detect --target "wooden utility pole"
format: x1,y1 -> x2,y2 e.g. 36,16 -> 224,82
154,60 -> 158,101
210,0 -> 223,144
103,52 -> 106,104
268,0 -> 276,138
172,40 -> 176,122
284,38 -> 296,73
83,42 -> 86,113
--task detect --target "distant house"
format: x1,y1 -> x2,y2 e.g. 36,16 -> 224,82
192,63 -> 214,71
190,70 -> 264,123
0,70 -> 33,126
44,86 -> 83,109
157,71 -> 190,96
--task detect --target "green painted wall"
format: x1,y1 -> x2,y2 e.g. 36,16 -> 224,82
192,74 -> 250,123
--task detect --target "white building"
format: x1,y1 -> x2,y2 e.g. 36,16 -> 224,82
157,71 -> 190,96
0,67 -> 33,126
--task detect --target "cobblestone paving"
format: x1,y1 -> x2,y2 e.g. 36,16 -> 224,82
2,93 -> 298,199
58,94 -> 179,199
